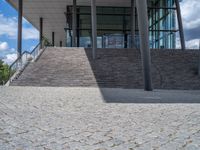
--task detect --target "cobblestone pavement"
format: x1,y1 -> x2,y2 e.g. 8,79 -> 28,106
0,87 -> 200,150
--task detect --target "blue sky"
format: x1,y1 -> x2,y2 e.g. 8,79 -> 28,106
0,0 -> 200,64
0,0 -> 39,64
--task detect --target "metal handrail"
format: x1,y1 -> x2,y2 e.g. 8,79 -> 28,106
9,51 -> 29,72
6,42 -> 43,85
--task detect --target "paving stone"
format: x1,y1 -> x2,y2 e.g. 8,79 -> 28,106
0,87 -> 200,149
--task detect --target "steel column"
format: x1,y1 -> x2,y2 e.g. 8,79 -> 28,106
77,8 -> 80,47
136,0 -> 153,91
72,0 -> 77,47
52,32 -> 55,46
175,0 -> 185,50
91,0 -> 97,60
131,0 -> 136,48
39,17 -> 43,49
17,0 -> 23,60
199,40 -> 200,76
199,50 -> 200,76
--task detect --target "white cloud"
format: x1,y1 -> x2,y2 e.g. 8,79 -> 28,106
180,0 -> 200,30
177,36 -> 200,49
185,39 -> 200,49
176,37 -> 181,49
0,42 -> 9,51
3,53 -> 17,65
0,14 -> 17,38
0,13 -> 39,40
179,0 -> 200,48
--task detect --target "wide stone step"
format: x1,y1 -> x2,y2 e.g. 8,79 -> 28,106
10,47 -> 200,89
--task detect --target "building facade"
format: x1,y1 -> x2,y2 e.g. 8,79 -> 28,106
6,0 -> 185,91
6,0 -> 184,50
65,0 -> 177,49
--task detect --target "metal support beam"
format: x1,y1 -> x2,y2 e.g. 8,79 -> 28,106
17,0 -> 23,60
131,0 -> 136,48
39,17 -> 43,49
91,0 -> 97,60
199,40 -> 200,76
136,0 -> 153,91
175,0 -> 185,50
77,8 -> 80,47
123,13 -> 127,48
72,0 -> 77,47
52,32 -> 55,46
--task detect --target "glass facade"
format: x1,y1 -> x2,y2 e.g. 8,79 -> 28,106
148,0 -> 176,49
65,0 -> 177,49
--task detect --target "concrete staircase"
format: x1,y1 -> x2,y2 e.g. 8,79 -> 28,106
10,47 -> 200,89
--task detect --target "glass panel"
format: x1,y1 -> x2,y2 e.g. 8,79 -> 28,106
103,34 -> 124,48
65,0 -> 177,49
80,37 -> 91,48
65,29 -> 72,47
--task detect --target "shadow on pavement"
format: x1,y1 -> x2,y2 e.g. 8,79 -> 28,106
100,88 -> 200,103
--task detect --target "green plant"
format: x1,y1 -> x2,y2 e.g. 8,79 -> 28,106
0,60 -> 10,85
43,36 -> 51,46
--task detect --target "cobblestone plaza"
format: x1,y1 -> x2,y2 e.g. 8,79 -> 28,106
1,87 -> 200,149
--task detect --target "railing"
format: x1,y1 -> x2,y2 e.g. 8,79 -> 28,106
5,43 -> 43,85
